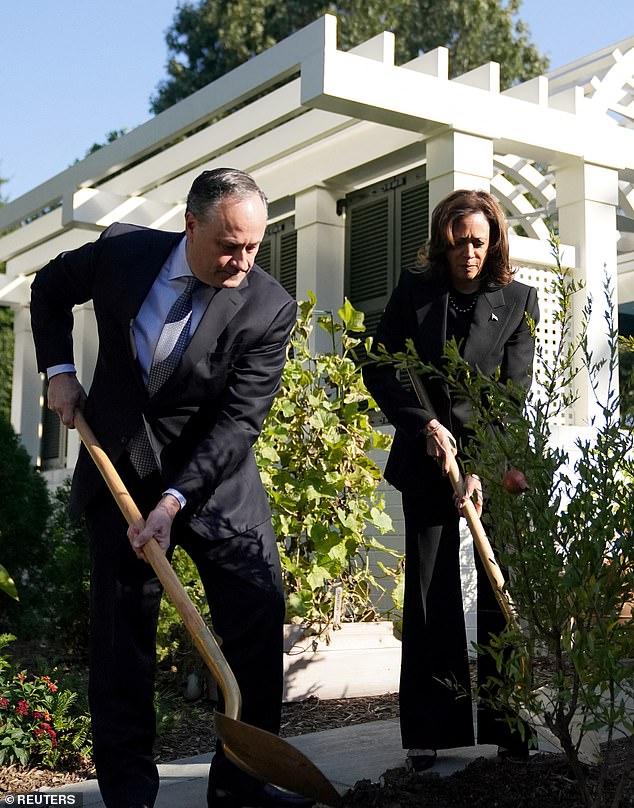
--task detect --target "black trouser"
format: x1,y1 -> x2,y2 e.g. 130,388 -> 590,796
399,478 -> 531,752
85,456 -> 285,808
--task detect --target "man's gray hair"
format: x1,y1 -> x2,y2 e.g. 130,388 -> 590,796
186,168 -> 268,221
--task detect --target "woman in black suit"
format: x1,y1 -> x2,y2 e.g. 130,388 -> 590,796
363,189 -> 539,771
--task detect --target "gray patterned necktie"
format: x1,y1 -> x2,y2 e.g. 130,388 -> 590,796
129,276 -> 203,476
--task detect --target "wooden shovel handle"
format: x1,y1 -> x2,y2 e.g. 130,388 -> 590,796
73,411 -> 242,720
407,370 -> 517,626
446,459 -> 517,626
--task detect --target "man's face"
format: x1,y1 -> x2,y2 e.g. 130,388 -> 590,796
185,194 -> 267,289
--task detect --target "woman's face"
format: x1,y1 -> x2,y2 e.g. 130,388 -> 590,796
446,212 -> 490,293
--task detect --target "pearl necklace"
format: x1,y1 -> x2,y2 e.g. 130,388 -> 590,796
449,292 -> 479,314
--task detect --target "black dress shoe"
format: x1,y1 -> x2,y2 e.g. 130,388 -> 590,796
406,749 -> 437,772
208,780 -> 315,808
497,745 -> 530,761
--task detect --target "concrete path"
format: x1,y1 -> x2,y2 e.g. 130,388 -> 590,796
1,718 -> 561,807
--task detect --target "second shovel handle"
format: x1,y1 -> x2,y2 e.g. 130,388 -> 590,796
447,460 -> 517,626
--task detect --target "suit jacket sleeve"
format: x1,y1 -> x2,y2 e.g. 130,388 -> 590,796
30,233 -> 105,372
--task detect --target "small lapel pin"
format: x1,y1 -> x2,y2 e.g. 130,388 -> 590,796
490,312 -> 499,322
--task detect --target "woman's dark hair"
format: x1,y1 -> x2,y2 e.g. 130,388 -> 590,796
416,189 -> 513,286
186,168 -> 268,221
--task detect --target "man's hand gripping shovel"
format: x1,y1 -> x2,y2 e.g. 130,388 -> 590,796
73,411 -> 342,805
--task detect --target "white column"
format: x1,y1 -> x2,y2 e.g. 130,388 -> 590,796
425,130 -> 494,213
555,161 -> 620,426
10,305 -> 42,464
294,187 -> 346,353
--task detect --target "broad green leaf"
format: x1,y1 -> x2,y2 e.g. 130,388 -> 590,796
306,566 -> 331,591
338,299 -> 365,333
0,565 -> 18,601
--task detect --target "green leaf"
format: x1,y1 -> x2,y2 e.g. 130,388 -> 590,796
338,299 -> 365,332
0,565 -> 18,600
369,508 -> 393,533
306,566 -> 331,591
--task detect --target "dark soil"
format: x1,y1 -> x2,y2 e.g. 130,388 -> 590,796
342,739 -> 634,807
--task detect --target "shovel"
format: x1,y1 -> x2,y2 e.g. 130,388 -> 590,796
73,411 -> 342,806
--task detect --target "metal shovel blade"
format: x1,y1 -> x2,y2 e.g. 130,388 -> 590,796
216,712 -> 342,805
73,412 -> 341,805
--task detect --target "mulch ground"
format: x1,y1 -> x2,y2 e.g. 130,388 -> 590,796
0,692 -> 400,797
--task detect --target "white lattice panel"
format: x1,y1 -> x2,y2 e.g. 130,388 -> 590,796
515,264 -> 576,427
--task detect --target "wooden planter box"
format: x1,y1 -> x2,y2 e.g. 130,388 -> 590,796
283,621 -> 401,702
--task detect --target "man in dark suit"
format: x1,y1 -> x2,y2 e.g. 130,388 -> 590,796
30,168 -> 311,808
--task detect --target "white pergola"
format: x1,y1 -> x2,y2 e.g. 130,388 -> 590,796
2,14 -> 634,472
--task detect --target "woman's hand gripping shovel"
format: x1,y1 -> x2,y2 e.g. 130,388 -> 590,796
406,371 -> 601,763
73,411 -> 342,805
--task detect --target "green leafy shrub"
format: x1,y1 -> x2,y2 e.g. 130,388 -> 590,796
155,295 -> 403,670
0,635 -> 91,767
0,415 -> 50,636
256,294 -> 401,630
457,269 -> 634,807
0,473 -> 90,659
0,565 -> 18,601
39,478 -> 90,659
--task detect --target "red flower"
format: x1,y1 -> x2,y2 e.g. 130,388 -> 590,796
17,673 -> 26,681
15,700 -> 29,716
39,675 -> 59,692
34,722 -> 58,744
0,698 -> 8,709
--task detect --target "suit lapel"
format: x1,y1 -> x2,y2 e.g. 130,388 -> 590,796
153,280 -> 248,398
463,287 -> 506,366
183,286 -> 245,372
121,230 -> 184,391
416,282 -> 448,367
120,231 -> 183,320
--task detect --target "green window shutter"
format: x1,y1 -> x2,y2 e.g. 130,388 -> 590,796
279,230 -> 297,298
346,194 -> 393,326
257,239 -> 272,275
258,217 -> 296,298
40,380 -> 67,470
345,169 -> 428,341
397,180 -> 429,276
